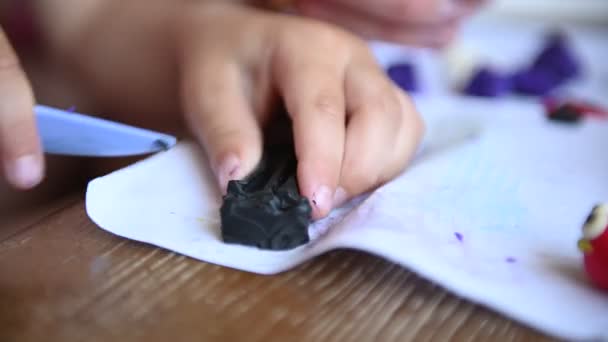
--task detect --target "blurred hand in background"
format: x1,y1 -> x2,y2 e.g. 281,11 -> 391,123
295,0 -> 486,48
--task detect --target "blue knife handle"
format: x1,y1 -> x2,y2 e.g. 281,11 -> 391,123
35,105 -> 177,157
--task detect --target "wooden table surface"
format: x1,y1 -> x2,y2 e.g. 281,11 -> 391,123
0,194 -> 556,342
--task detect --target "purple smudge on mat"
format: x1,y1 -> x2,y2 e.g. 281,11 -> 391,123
454,232 -> 463,242
506,257 -> 516,263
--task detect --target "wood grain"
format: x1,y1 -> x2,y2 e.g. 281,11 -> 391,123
0,200 -> 557,342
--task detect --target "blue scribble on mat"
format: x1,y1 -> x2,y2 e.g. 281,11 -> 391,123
416,143 -> 528,233
454,232 -> 464,242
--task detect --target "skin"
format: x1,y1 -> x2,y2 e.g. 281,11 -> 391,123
295,0 -> 486,48
0,27 -> 41,189
0,0 -> 431,221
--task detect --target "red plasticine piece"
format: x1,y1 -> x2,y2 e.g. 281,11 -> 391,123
578,204 -> 608,291
543,98 -> 608,119
584,254 -> 608,290
571,103 -> 608,118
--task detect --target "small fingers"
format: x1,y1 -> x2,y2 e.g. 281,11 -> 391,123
274,32 -> 348,219
0,29 -> 43,189
338,58 -> 424,204
181,56 -> 263,192
389,89 -> 425,172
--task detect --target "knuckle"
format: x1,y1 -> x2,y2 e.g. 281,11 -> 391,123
312,94 -> 343,122
321,31 -> 350,52
342,161 -> 380,192
356,90 -> 402,124
396,91 -> 425,140
308,22 -> 345,45
380,92 -> 403,122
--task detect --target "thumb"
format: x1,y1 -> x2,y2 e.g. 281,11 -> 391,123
0,29 -> 44,189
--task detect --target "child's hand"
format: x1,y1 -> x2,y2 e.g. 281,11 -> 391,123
295,0 -> 485,48
178,4 -> 423,218
44,1 -> 424,219
0,28 -> 44,189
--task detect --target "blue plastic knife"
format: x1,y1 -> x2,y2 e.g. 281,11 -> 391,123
36,105 -> 177,157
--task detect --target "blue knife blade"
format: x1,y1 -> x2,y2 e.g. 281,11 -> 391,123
36,105 -> 177,157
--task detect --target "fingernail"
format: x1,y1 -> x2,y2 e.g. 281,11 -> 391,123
5,155 -> 43,189
217,154 -> 240,191
333,187 -> 349,208
311,185 -> 333,217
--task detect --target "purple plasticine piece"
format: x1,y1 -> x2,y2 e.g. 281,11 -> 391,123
387,63 -> 419,92
513,33 -> 582,96
511,67 -> 562,96
533,33 -> 581,81
506,257 -> 516,263
464,67 -> 512,97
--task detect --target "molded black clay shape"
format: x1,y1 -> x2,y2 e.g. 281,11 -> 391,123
220,144 -> 312,251
548,104 -> 582,123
